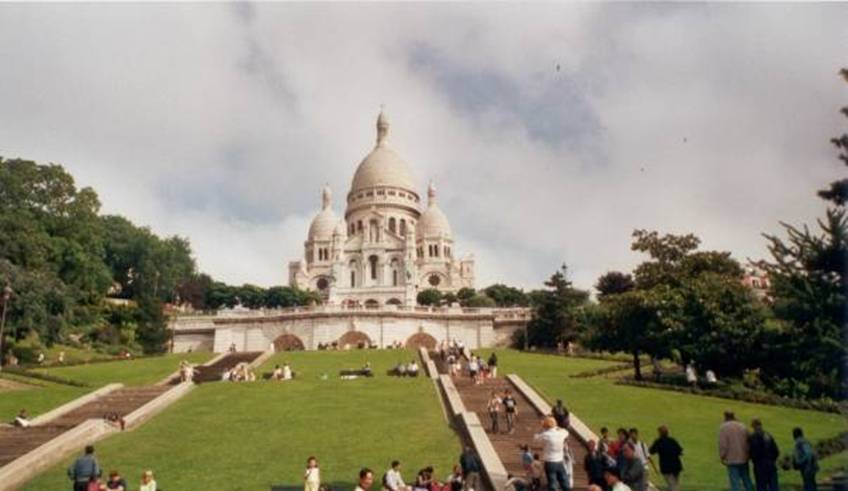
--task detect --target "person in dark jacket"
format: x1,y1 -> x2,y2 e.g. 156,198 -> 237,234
584,440 -> 608,489
552,400 -> 570,429
459,445 -> 482,491
748,419 -> 779,491
648,425 -> 683,491
792,427 -> 818,491
67,445 -> 101,491
620,444 -> 646,491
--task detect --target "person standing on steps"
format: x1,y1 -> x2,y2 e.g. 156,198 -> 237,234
487,390 -> 502,434
748,419 -> 779,491
67,445 -> 101,491
487,352 -> 498,378
502,389 -> 518,434
552,400 -> 569,430
459,445 -> 483,491
533,416 -> 570,491
719,410 -> 754,491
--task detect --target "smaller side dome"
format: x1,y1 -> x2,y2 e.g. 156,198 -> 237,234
308,186 -> 338,240
416,181 -> 453,239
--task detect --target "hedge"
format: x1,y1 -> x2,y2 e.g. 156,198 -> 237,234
1,367 -> 91,388
616,378 -> 844,414
570,363 -> 633,379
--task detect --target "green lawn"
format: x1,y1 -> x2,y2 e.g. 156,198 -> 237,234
33,352 -> 213,387
0,373 -> 89,422
22,349 -> 461,491
477,350 -> 848,491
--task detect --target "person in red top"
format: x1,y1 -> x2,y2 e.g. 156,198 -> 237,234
608,428 -> 629,459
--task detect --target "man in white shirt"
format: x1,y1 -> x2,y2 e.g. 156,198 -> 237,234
533,417 -> 570,491
384,461 -> 407,491
628,428 -> 652,472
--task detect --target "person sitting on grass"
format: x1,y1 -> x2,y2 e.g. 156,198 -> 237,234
363,361 -> 373,376
444,465 -> 463,491
272,364 -> 284,380
13,408 -> 30,428
407,360 -> 419,377
105,470 -> 128,491
356,468 -> 375,491
139,470 -> 157,491
383,460 -> 408,491
283,363 -> 293,380
304,456 -> 321,491
413,466 -> 435,491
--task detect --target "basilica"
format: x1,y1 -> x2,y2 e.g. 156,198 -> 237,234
288,111 -> 475,306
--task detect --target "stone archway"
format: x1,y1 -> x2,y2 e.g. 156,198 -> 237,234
406,332 -> 438,350
273,333 -> 306,352
337,331 -> 372,349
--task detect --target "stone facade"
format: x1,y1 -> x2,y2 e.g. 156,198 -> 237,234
170,306 -> 529,353
288,111 -> 474,306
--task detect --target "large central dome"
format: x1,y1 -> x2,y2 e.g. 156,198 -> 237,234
349,111 -> 417,196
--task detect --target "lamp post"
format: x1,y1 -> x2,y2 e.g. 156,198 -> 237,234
0,280 -> 13,370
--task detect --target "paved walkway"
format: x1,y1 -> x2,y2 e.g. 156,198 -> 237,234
432,353 -> 589,490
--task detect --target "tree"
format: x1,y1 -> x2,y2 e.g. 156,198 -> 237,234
465,294 -> 497,308
757,69 -> 848,399
482,284 -> 529,307
585,288 -> 672,380
417,288 -> 443,306
594,271 -> 635,299
456,287 -> 476,306
817,68 -> 848,206
526,264 -> 590,348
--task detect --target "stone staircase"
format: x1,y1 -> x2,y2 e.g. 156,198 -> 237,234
431,352 -> 589,490
0,385 -> 170,467
192,351 -> 263,384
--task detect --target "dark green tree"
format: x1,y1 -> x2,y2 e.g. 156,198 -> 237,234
482,284 -> 529,307
417,288 -> 443,306
526,264 -> 590,348
594,271 -> 635,299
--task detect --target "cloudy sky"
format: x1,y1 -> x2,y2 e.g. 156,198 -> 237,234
1,3 -> 845,291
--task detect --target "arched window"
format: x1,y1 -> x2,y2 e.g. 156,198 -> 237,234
357,220 -> 363,232
369,255 -> 379,281
349,223 -> 355,235
389,217 -> 396,233
393,269 -> 398,286
350,271 -> 356,287
400,219 -> 407,236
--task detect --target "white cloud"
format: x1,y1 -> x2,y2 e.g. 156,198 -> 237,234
0,3 -> 845,291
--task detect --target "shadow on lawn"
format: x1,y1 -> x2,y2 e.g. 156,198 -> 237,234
272,482 -> 355,491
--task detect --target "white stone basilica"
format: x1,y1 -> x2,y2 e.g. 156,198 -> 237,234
288,111 -> 475,306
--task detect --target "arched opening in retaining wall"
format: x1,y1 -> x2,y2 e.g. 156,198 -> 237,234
406,332 -> 438,351
337,331 -> 372,349
273,333 -> 306,352
386,298 -> 402,305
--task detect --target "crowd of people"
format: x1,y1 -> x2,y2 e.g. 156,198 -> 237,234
301,447 -> 484,491
67,445 -> 156,491
392,360 -> 420,377
718,411 -> 819,491
221,361 -> 257,382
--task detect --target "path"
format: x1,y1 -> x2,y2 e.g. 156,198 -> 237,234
432,353 -> 589,490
